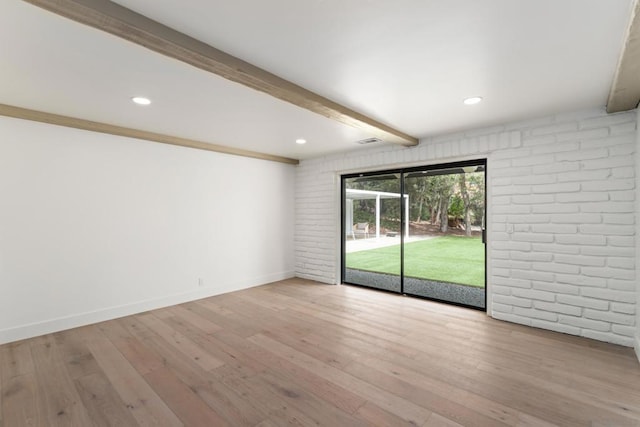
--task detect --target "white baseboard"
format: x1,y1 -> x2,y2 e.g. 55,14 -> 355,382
0,270 -> 294,345
635,334 -> 640,365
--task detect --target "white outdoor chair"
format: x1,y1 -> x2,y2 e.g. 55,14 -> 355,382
352,223 -> 370,239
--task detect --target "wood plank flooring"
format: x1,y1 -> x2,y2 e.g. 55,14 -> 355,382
1,278 -> 640,426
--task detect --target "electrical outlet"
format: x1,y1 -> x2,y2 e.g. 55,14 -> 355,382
198,277 -> 204,287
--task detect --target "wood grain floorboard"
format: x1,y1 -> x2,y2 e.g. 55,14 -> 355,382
0,342 -> 40,426
30,335 -> 95,426
213,329 -> 367,416
1,278 -> 640,426
55,329 -> 140,426
76,325 -> 183,427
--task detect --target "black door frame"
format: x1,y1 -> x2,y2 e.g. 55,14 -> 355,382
341,159 -> 487,311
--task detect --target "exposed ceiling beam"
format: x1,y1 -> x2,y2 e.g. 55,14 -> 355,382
0,103 -> 299,165
22,0 -> 419,147
607,0 -> 640,113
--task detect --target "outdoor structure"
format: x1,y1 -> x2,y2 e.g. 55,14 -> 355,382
345,188 -> 409,240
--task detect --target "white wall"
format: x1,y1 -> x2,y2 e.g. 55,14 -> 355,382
296,107 -> 637,347
0,116 -> 295,344
636,106 -> 640,361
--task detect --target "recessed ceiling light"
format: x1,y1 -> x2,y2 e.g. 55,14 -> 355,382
463,96 -> 483,105
295,138 -> 307,145
131,96 -> 151,105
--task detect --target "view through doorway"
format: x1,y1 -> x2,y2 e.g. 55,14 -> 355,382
341,159 -> 486,310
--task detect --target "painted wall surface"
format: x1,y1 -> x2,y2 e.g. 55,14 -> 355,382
636,106 -> 640,361
296,107 -> 638,347
0,116 -> 295,344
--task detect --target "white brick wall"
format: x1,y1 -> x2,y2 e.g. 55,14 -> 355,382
636,107 -> 640,361
295,107 -> 638,347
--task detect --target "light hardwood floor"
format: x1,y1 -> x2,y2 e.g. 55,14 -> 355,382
1,278 -> 640,426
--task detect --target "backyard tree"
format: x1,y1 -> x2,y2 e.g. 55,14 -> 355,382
467,172 -> 485,227
430,175 -> 456,232
459,173 -> 472,236
409,178 -> 429,222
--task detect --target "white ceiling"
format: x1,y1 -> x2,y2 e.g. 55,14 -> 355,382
0,0 -> 634,160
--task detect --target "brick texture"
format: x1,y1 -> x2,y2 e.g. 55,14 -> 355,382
636,107 -> 640,360
295,107 -> 638,347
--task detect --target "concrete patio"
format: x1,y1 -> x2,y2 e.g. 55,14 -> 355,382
345,235 -> 436,253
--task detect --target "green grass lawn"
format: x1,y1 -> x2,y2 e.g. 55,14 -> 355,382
345,236 -> 485,287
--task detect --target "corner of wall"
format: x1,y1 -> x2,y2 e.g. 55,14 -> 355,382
636,107 -> 640,363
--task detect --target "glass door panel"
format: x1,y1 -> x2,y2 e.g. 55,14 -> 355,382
403,163 -> 486,308
342,173 -> 402,293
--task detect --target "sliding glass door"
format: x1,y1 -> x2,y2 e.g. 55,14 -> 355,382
342,172 -> 402,293
402,163 -> 485,308
341,160 -> 486,310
